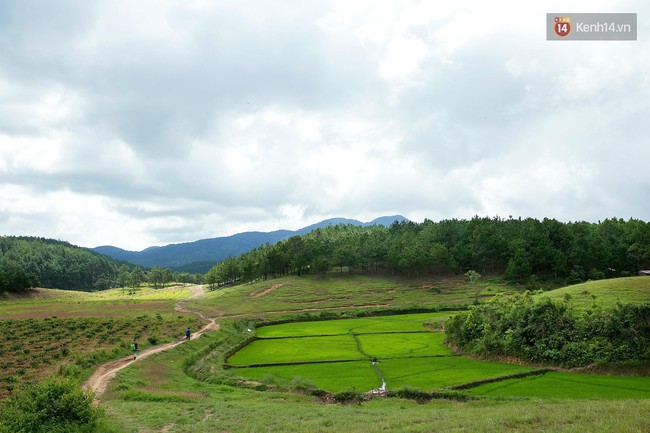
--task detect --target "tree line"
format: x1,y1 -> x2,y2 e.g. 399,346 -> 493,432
205,217 -> 650,288
115,265 -> 203,290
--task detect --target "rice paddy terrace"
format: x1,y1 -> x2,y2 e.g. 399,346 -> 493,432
225,312 -> 650,399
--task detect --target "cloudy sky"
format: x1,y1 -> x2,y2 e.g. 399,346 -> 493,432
1,0 -> 648,251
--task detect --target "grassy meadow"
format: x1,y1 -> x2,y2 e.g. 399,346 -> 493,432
0,284 -> 193,319
541,276 -> 650,309
185,274 -> 520,318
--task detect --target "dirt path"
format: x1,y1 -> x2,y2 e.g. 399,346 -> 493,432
249,283 -> 284,298
82,285 -> 218,401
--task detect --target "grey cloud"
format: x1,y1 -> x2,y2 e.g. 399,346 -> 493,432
0,1 -> 649,249
394,45 -> 537,170
1,1 -> 383,162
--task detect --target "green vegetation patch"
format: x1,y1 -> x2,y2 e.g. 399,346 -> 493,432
542,276 -> 650,309
357,332 -> 452,358
379,357 -> 535,390
233,360 -> 380,393
227,335 -> 362,365
0,378 -> 103,433
0,285 -> 194,319
256,312 -> 456,338
466,371 -> 650,399
445,292 -> 650,368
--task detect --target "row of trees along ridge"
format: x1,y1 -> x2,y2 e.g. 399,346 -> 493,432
205,217 -> 650,288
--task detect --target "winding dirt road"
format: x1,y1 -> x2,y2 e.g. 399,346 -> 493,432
82,285 -> 218,401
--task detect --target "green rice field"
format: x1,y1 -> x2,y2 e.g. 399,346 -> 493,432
466,371 -> 650,399
255,312 -> 455,337
228,312 -> 650,397
228,313 -> 539,392
228,335 -> 363,365
234,360 -> 380,392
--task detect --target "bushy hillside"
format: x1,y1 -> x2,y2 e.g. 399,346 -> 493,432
445,278 -> 650,368
0,237 -> 128,291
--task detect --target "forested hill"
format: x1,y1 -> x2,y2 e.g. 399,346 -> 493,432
206,217 -> 650,286
0,236 -> 130,292
93,215 -> 408,272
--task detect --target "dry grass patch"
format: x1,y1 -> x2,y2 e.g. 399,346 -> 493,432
250,284 -> 285,298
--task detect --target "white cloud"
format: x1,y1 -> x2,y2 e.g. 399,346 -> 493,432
0,134 -> 64,173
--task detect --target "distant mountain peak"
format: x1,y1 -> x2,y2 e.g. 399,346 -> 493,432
366,215 -> 408,226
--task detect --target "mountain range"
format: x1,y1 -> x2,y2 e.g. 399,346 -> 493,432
92,215 -> 408,273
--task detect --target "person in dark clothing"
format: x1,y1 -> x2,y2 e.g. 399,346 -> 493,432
185,328 -> 191,340
131,340 -> 139,360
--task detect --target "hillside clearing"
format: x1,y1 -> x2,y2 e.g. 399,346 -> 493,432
541,276 -> 650,309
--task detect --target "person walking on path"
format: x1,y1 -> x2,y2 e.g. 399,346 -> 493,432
131,340 -> 139,360
185,327 -> 191,340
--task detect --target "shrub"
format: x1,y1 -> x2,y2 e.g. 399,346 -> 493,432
58,363 -> 82,378
0,378 -> 102,433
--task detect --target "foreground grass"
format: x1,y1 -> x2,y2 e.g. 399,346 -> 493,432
104,395 -> 650,433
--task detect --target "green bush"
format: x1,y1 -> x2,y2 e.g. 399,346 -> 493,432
57,363 -> 82,378
0,378 -> 102,433
445,293 -> 650,367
